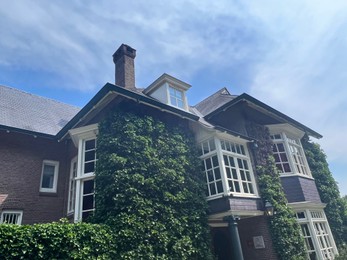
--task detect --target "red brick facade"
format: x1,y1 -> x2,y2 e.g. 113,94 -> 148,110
0,130 -> 69,224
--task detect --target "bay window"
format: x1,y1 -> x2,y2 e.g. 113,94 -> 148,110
294,208 -> 337,259
268,124 -> 311,177
200,136 -> 257,199
69,124 -> 98,222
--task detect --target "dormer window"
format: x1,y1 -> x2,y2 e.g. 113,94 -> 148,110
169,86 -> 184,108
143,73 -> 191,111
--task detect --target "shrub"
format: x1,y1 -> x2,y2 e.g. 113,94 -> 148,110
0,219 -> 116,260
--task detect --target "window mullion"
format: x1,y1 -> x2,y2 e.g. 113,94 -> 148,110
282,133 -> 296,175
298,139 -> 313,177
321,211 -> 338,256
307,210 -> 324,260
74,138 -> 84,222
214,137 -> 229,196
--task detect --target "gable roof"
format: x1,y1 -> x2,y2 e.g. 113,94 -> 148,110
0,85 -> 80,137
56,83 -> 200,140
194,87 -> 238,116
204,93 -> 322,139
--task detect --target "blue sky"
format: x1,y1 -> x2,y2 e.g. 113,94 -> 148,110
0,1 -> 346,195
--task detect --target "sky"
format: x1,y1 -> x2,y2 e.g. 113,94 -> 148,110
0,1 -> 346,195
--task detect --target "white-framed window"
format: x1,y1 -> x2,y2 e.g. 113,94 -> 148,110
79,138 -> 96,220
67,157 -> 77,214
40,160 -> 59,193
295,209 -> 337,260
69,124 -> 98,222
168,86 -> 184,109
199,136 -> 257,199
0,210 -> 23,225
268,124 -> 311,178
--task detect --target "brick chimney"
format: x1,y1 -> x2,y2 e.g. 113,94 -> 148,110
113,44 -> 136,89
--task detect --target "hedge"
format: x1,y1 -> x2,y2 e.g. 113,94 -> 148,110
0,219 -> 116,260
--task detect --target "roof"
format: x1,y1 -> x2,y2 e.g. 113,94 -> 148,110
56,83 -> 200,139
204,93 -> 322,139
0,85 -> 80,136
194,87 -> 237,116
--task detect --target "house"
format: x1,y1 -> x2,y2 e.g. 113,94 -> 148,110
0,44 -> 338,259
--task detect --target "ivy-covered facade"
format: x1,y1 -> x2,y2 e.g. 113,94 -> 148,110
0,44 -> 340,259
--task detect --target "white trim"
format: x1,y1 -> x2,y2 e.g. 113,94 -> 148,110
267,123 -> 305,138
208,210 -> 263,221
69,123 -> 98,147
70,125 -> 98,222
279,174 -> 314,180
293,207 -> 338,259
144,73 -> 191,95
39,160 -> 59,193
0,210 -> 23,225
289,201 -> 326,210
67,156 -> 77,214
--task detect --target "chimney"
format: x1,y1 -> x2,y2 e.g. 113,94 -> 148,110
113,44 -> 136,89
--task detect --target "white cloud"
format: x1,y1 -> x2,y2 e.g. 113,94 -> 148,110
0,0 -> 345,192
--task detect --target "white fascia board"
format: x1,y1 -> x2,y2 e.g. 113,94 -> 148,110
68,123 -> 98,147
266,123 -> 305,138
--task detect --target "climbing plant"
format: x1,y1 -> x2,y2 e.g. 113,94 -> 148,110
93,107 -> 213,259
246,123 -> 307,260
302,136 -> 347,248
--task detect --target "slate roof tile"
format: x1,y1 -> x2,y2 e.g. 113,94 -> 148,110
0,85 -> 80,135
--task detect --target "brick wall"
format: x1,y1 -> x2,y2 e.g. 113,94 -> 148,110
238,215 -> 278,260
0,130 -> 70,224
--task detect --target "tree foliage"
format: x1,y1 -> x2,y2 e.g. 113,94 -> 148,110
0,219 -> 116,260
247,123 -> 307,260
93,108 -> 213,259
302,136 -> 347,247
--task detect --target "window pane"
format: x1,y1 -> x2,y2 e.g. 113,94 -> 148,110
212,155 -> 219,168
234,182 -> 240,192
205,158 -> 212,170
216,181 -> 223,193
214,168 -> 221,180
85,150 -> 95,162
207,170 -> 214,182
83,180 -> 94,194
42,165 -> 55,188
84,162 -> 95,174
85,139 -> 95,150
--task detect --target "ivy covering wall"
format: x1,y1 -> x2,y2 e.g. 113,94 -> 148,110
302,136 -> 347,248
93,107 -> 213,259
247,123 -> 307,260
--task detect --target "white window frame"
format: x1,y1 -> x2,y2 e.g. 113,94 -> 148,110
67,156 -> 77,214
39,160 -> 59,193
267,124 -> 312,178
292,204 -> 338,260
199,133 -> 258,200
0,210 -> 23,225
168,86 -> 184,109
69,124 -> 98,222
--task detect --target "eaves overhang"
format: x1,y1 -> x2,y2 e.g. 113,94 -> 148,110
205,93 -> 322,139
0,124 -> 55,139
56,83 -> 199,140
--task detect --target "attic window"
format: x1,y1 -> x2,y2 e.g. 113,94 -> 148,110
169,86 -> 184,109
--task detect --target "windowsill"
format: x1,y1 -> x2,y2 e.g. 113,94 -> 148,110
206,193 -> 260,201
279,173 -> 314,180
39,192 -> 58,197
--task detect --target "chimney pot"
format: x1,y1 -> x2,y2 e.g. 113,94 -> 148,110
113,44 -> 136,89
